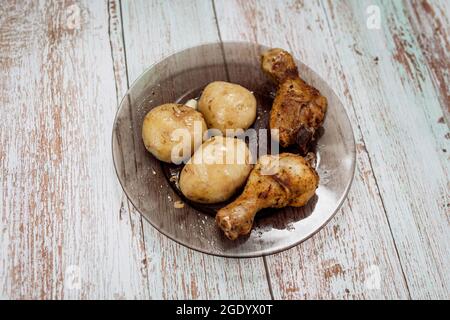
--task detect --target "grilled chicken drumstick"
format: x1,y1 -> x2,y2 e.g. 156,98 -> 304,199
261,48 -> 327,153
216,153 -> 319,240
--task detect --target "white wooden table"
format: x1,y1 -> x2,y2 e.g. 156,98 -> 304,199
1,0 -> 449,299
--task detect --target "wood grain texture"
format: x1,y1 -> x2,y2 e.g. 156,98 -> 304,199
214,0 -> 410,299
322,0 -> 450,299
1,0 -> 448,300
0,0 -> 149,299
404,0 -> 450,124
119,0 -> 271,299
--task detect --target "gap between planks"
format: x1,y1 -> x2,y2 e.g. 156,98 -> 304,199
107,0 -> 151,294
317,0 -> 412,298
211,0 -> 408,298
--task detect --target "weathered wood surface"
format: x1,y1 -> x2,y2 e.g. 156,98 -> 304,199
404,0 -> 450,123
215,0 -> 449,299
214,0 -> 409,300
322,0 -> 450,299
0,0 -> 448,299
118,0 -> 271,299
0,0 -> 149,299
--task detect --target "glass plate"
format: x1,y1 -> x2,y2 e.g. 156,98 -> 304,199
112,42 -> 356,258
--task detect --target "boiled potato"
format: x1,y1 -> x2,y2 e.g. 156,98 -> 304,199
142,103 -> 207,163
198,81 -> 257,134
179,136 -> 253,203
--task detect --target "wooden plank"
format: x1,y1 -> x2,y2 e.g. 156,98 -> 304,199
214,0 -> 410,299
404,0 -> 450,124
0,0 -> 149,299
2,0 -> 447,300
321,0 -> 450,298
120,0 -> 271,299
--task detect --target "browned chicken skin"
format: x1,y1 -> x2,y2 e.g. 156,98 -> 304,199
216,153 -> 319,240
215,49 -> 324,240
261,48 -> 327,152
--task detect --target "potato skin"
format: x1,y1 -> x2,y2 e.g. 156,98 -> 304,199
198,81 -> 257,134
142,103 -> 207,163
179,136 -> 253,204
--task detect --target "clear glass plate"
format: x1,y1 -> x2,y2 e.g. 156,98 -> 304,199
112,42 -> 356,258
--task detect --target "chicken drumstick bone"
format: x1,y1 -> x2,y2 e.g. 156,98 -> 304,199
216,153 -> 319,240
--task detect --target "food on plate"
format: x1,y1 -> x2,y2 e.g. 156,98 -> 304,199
216,153 -> 319,240
140,47 -> 326,242
261,48 -> 327,153
142,103 -> 207,163
179,136 -> 253,204
198,81 -> 257,134
174,201 -> 185,209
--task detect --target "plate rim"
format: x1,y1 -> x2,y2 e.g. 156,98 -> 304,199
111,41 -> 357,258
